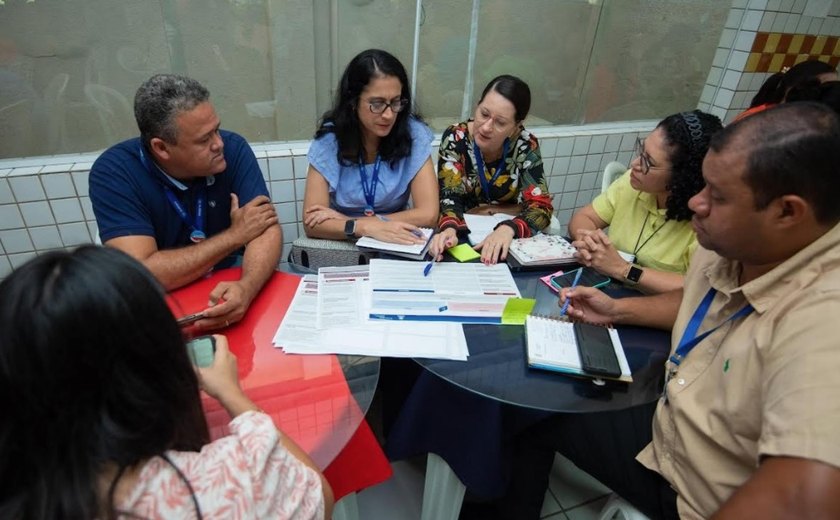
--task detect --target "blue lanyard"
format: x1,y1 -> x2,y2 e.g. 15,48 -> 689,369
473,139 -> 509,203
670,288 -> 754,369
139,146 -> 207,242
358,153 -> 382,216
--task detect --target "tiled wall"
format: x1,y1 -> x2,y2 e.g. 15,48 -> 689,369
699,0 -> 840,123
5,0 -> 840,279
0,121 -> 656,279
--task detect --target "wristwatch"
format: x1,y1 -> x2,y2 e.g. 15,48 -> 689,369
344,219 -> 357,238
625,263 -> 644,284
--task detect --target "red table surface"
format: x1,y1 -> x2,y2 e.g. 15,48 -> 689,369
169,268 -> 391,499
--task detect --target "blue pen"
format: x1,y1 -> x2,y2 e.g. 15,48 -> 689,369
423,261 -> 435,277
559,268 -> 583,316
376,214 -> 424,239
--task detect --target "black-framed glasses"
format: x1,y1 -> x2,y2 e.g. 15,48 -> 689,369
634,137 -> 668,175
367,98 -> 409,114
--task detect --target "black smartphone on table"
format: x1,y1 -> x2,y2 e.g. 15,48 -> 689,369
549,267 -> 611,291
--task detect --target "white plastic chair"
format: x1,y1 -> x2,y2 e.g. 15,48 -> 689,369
598,493 -> 650,520
601,161 -> 627,193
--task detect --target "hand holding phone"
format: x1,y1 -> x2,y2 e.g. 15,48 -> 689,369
550,267 -> 611,291
177,312 -> 206,327
186,335 -> 216,367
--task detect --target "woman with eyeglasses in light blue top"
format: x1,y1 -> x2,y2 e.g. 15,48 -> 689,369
303,49 -> 438,245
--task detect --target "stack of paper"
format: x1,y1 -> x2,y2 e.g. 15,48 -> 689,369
355,228 -> 433,260
464,213 -> 516,245
272,266 -> 469,361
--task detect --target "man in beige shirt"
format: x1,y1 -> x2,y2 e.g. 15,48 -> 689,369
499,102 -> 840,520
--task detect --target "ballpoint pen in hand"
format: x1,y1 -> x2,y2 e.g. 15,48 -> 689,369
559,268 -> 583,316
376,214 -> 424,239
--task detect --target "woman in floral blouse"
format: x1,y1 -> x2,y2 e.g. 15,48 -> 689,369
428,75 -> 554,264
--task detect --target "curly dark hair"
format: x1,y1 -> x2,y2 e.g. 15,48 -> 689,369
658,110 -> 723,221
315,49 -> 419,166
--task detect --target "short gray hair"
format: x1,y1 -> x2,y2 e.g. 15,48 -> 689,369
134,74 -> 210,149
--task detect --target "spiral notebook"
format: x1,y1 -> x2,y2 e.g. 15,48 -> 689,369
356,228 -> 434,260
508,234 -> 577,267
524,314 -> 633,382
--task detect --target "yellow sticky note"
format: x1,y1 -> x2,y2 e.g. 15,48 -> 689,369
447,243 -> 481,262
502,298 -> 537,325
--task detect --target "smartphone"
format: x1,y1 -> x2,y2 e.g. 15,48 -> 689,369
186,336 -> 216,367
550,267 -> 611,291
177,312 -> 205,327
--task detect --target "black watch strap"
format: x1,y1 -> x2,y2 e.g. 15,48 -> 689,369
344,219 -> 357,238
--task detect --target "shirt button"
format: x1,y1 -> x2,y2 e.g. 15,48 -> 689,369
677,378 -> 685,385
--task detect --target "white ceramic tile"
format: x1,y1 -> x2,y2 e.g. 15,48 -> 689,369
42,173 -> 77,199
556,137 -> 574,156
726,8 -> 745,28
558,192 -> 578,210
722,69 -> 742,91
734,31 -> 756,53
599,153 -> 619,170
785,13 -> 801,32
700,84 -> 716,105
50,198 -> 84,223
269,157 -> 294,180
729,50 -> 750,71
797,14 -> 814,32
714,88 -> 736,109
552,156 -> 570,176
548,175 -> 564,194
29,225 -> 64,250
294,179 -> 306,199
572,136 -> 591,156
719,28 -> 737,49
733,0 -> 748,7
9,176 -> 46,202
792,0 -> 808,14
257,158 -> 269,181
19,201 -> 55,227
543,158 -> 555,177
697,101 -> 712,112
707,66 -> 723,87
58,222 -> 92,246
548,454 -> 612,510
772,12 -> 789,31
79,197 -> 95,221
8,251 -> 37,269
0,229 -> 34,254
760,11 -> 777,31
568,156 -> 585,175
712,48 -> 729,69
281,222 -> 299,243
780,0 -> 796,12
604,134 -> 622,154
275,202 -> 297,223
619,133 -> 637,152
767,0 -> 782,10
737,73 -> 754,90
72,171 -> 90,197
270,180 -> 296,202
0,205 -> 24,230
584,155 -> 601,173
88,222 -> 101,244
749,0 -> 769,8
70,162 -> 94,172
39,163 -> 74,174
8,166 -> 43,176
540,137 -> 559,157
0,255 -> 12,279
616,150 -> 634,166
810,16 -> 825,34
581,172 -> 598,191
742,10 -> 763,30
751,72 -> 769,90
564,174 -> 582,193
292,156 -> 309,179
0,179 -> 12,204
587,135 -> 607,155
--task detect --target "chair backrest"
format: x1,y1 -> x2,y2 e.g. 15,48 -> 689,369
601,161 -> 626,193
84,83 -> 135,142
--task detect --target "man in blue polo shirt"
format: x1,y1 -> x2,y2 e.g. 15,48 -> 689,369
90,74 -> 281,329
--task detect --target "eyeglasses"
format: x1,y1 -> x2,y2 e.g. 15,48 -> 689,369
634,137 -> 669,175
366,98 -> 409,114
474,107 -> 514,133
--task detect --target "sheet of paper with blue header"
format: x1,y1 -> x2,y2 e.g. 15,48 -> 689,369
367,258 -> 521,323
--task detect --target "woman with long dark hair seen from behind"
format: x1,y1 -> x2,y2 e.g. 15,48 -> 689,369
303,48 -> 438,244
0,246 -> 332,519
735,59 -> 837,121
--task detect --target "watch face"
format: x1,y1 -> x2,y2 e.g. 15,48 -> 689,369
344,219 -> 356,237
627,265 -> 643,283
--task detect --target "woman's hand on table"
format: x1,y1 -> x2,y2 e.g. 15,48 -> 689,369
572,229 -> 626,278
303,204 -> 345,228
429,227 -> 458,261
197,336 -> 259,417
559,285 -> 617,325
475,225 -> 515,265
359,218 -> 426,245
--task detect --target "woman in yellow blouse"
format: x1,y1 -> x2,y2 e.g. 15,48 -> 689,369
568,110 -> 721,293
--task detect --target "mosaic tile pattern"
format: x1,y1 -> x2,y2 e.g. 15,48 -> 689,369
746,32 -> 840,71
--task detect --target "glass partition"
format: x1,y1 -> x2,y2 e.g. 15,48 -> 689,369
0,0 -> 730,159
